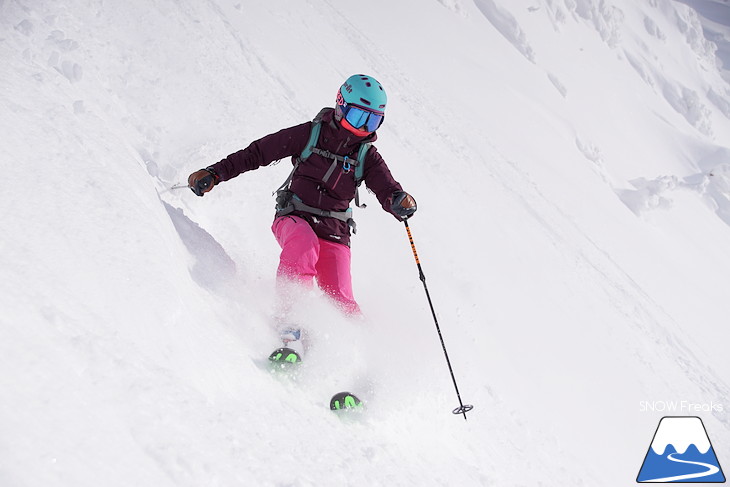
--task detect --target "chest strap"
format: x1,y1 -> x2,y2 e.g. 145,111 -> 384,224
311,147 -> 360,184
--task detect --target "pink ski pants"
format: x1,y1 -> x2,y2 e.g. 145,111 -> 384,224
271,215 -> 360,315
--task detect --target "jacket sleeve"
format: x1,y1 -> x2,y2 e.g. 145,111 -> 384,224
209,122 -> 312,182
362,146 -> 404,213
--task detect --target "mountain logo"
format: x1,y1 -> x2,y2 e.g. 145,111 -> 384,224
637,416 -> 726,483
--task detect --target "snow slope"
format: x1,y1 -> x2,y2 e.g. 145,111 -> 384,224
676,0 -> 730,81
1,0 -> 729,485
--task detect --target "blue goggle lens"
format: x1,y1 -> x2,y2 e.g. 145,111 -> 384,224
342,104 -> 384,132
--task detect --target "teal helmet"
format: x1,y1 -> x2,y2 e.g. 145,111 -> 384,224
335,74 -> 387,135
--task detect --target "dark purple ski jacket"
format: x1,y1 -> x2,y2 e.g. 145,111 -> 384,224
209,108 -> 403,246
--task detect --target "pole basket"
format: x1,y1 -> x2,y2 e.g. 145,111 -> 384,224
453,404 -> 474,416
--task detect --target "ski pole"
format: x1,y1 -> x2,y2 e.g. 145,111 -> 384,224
403,219 -> 473,420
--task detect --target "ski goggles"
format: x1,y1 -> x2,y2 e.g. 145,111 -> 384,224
338,102 -> 384,133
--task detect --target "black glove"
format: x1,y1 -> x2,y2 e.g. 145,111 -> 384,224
390,191 -> 417,220
188,167 -> 219,197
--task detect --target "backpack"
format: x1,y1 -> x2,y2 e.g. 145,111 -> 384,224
301,108 -> 371,199
274,108 -> 372,232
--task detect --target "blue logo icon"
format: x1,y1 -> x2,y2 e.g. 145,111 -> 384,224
637,416 -> 726,483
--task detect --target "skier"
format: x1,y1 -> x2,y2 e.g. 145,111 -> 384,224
187,74 -> 416,318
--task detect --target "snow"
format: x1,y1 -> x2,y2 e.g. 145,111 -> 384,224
1,0 -> 730,485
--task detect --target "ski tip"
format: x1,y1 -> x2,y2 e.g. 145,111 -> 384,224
329,391 -> 364,412
268,347 -> 302,368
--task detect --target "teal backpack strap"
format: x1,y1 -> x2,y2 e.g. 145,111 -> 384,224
354,142 -> 371,184
353,142 -> 371,208
300,107 -> 331,161
274,107 -> 331,195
